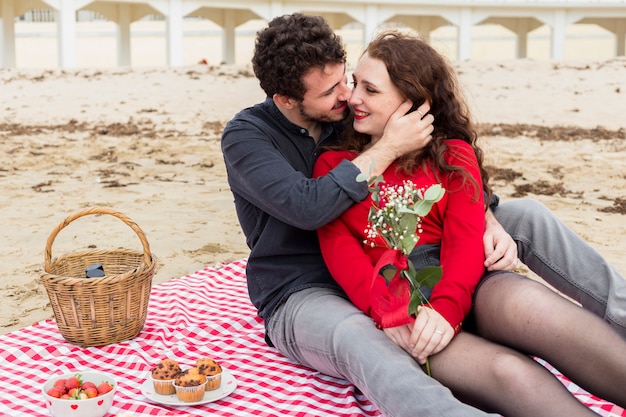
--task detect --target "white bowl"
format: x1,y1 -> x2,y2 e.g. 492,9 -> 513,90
41,371 -> 116,417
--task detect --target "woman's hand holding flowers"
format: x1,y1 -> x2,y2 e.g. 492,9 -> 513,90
409,306 -> 454,364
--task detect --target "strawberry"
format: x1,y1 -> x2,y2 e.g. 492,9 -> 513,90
46,387 -> 63,398
84,387 -> 98,398
97,382 -> 113,395
68,387 -> 81,398
81,381 -> 96,390
65,375 -> 82,390
53,379 -> 66,391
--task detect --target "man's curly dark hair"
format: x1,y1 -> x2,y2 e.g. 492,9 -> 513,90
252,13 -> 347,101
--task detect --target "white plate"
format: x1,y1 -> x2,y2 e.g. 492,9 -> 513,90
141,368 -> 237,406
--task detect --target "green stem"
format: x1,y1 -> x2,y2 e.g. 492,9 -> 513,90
425,358 -> 431,376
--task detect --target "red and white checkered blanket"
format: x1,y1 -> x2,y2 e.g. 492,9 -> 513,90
0,259 -> 623,416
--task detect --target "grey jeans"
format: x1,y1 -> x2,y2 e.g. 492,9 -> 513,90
266,198 -> 625,417
267,287 -> 493,417
493,198 -> 626,338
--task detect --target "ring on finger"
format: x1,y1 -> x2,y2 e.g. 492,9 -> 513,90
416,109 -> 424,118
435,330 -> 444,335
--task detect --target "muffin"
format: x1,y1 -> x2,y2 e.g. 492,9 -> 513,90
173,368 -> 207,402
195,358 -> 223,391
150,358 -> 181,395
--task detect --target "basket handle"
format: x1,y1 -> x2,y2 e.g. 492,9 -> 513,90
43,207 -> 153,273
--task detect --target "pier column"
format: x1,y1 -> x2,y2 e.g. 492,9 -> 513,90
222,9 -> 235,65
58,0 -> 77,68
364,4 -> 379,43
1,0 -> 17,68
117,3 -> 131,66
166,0 -> 183,67
515,19 -> 529,59
457,7 -> 472,61
551,9 -> 566,60
616,19 -> 625,56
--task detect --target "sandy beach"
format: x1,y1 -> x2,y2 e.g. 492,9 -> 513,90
1,57 -> 625,335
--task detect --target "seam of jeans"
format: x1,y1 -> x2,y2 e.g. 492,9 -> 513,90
514,235 -> 609,308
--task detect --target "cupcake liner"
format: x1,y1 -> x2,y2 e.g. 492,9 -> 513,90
149,375 -> 176,395
204,373 -> 222,391
173,381 -> 207,402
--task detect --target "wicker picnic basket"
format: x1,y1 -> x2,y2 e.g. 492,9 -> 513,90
40,207 -> 157,347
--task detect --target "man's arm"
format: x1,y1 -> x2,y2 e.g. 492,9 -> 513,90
484,208 -> 518,271
222,101 -> 434,231
223,125 -> 364,230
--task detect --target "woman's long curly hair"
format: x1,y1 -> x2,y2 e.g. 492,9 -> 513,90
342,30 -> 491,205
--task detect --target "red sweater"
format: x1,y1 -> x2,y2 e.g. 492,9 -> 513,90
313,139 -> 486,332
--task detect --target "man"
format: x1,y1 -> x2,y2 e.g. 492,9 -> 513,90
222,13 -> 625,416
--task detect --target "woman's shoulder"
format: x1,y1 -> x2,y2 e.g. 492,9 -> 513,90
313,149 -> 357,176
316,149 -> 358,166
443,139 -> 479,167
445,138 -> 472,151
444,139 -> 475,157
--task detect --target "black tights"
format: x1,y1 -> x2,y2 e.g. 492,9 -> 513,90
428,273 -> 626,417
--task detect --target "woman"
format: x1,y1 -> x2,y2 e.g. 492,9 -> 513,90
313,30 -> 626,417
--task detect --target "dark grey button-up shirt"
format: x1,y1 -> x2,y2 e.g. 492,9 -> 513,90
221,97 -> 368,326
